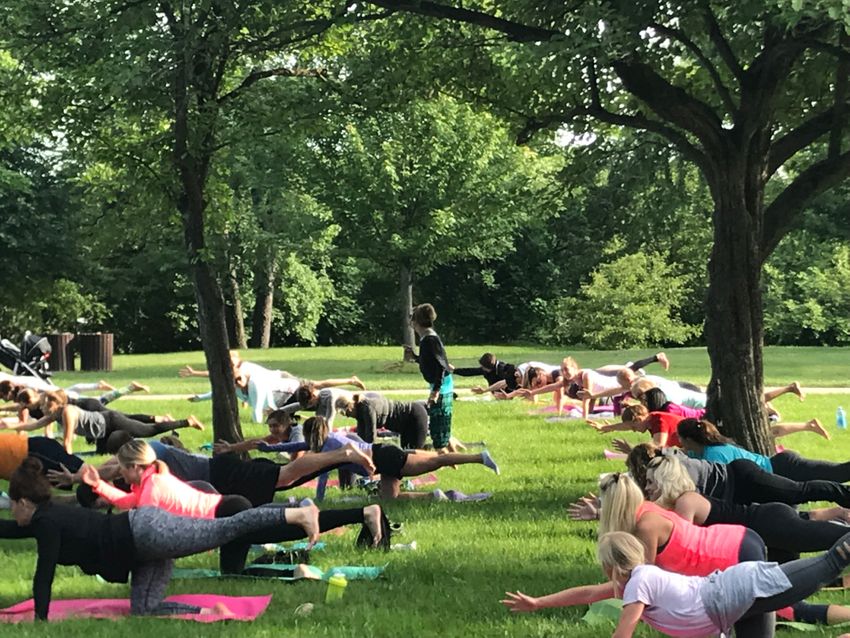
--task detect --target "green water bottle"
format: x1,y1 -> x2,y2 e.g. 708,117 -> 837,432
325,571 -> 348,603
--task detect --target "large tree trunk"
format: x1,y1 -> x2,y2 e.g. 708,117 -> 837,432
250,259 -> 277,349
171,31 -> 242,444
180,197 -> 242,443
400,264 -> 415,349
224,266 -> 248,349
704,157 -> 772,455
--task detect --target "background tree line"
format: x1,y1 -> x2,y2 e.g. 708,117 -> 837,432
2,114 -> 847,351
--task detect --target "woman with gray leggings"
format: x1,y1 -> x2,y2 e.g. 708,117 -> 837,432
0,457 -> 329,620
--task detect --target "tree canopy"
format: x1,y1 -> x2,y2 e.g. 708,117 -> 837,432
2,1 -> 850,449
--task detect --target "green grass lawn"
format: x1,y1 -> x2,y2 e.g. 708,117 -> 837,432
2,346 -> 850,636
45,344 -> 850,394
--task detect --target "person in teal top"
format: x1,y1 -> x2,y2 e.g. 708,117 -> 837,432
677,418 -> 850,482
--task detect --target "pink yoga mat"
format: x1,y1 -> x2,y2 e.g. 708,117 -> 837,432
0,594 -> 272,623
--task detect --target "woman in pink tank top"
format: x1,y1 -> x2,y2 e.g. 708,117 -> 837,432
598,472 -> 764,576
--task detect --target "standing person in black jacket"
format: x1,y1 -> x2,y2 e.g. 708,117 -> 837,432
452,353 -> 519,395
403,303 -> 454,451
2,457 -> 329,620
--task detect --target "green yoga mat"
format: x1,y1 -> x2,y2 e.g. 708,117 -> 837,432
581,599 -> 622,625
172,564 -> 387,582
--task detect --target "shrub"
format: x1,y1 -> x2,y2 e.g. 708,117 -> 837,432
542,250 -> 700,349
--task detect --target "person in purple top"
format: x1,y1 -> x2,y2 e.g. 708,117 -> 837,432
262,416 -> 501,500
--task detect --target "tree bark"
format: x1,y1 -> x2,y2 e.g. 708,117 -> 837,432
400,264 -> 415,349
703,155 -> 772,455
171,20 -> 242,444
250,259 -> 277,349
224,265 -> 247,349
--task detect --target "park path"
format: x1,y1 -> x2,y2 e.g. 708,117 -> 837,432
119,386 -> 850,401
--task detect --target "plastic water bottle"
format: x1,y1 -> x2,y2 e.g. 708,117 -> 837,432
838,407 -> 847,430
391,540 -> 418,551
325,571 -> 347,603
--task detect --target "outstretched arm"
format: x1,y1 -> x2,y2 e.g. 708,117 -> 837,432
521,380 -> 563,397
179,365 -> 209,378
587,420 -> 635,434
479,380 -> 507,394
314,377 -> 365,390
214,438 -> 263,455
4,411 -> 59,432
500,581 -> 616,612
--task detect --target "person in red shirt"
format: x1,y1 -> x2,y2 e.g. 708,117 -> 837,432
588,404 -> 682,451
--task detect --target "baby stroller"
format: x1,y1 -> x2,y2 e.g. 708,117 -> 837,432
0,331 -> 52,380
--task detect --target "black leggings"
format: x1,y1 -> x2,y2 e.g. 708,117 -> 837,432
219,507 -> 366,574
103,410 -> 189,438
390,402 -> 428,449
728,459 -> 850,507
707,500 -> 850,557
770,450 -> 850,483
716,508 -> 837,634
740,531 -> 850,623
595,355 -> 661,378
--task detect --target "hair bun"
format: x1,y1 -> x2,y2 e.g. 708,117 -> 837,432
20,456 -> 44,475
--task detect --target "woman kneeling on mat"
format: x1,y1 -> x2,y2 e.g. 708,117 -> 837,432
0,458 -> 323,620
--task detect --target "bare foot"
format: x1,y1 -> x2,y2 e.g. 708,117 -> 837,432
806,418 -> 830,440
656,352 -> 670,370
343,443 -> 376,474
790,381 -> 805,401
363,504 -> 383,548
287,504 -> 320,548
130,380 -> 150,393
809,506 -> 850,523
294,564 -> 320,580
187,415 -> 205,431
351,375 -> 367,391
200,602 -> 234,617
99,380 -> 117,392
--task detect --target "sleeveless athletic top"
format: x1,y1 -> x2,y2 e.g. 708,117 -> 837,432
581,369 -> 623,395
60,408 -> 107,442
637,501 -> 745,576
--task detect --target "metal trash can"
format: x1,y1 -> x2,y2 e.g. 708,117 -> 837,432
46,333 -> 75,372
77,333 -> 114,372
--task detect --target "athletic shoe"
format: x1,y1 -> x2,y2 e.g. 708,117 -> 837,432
432,489 -> 449,502
481,449 -> 501,475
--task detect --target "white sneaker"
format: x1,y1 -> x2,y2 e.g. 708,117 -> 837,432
0,495 -> 9,510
